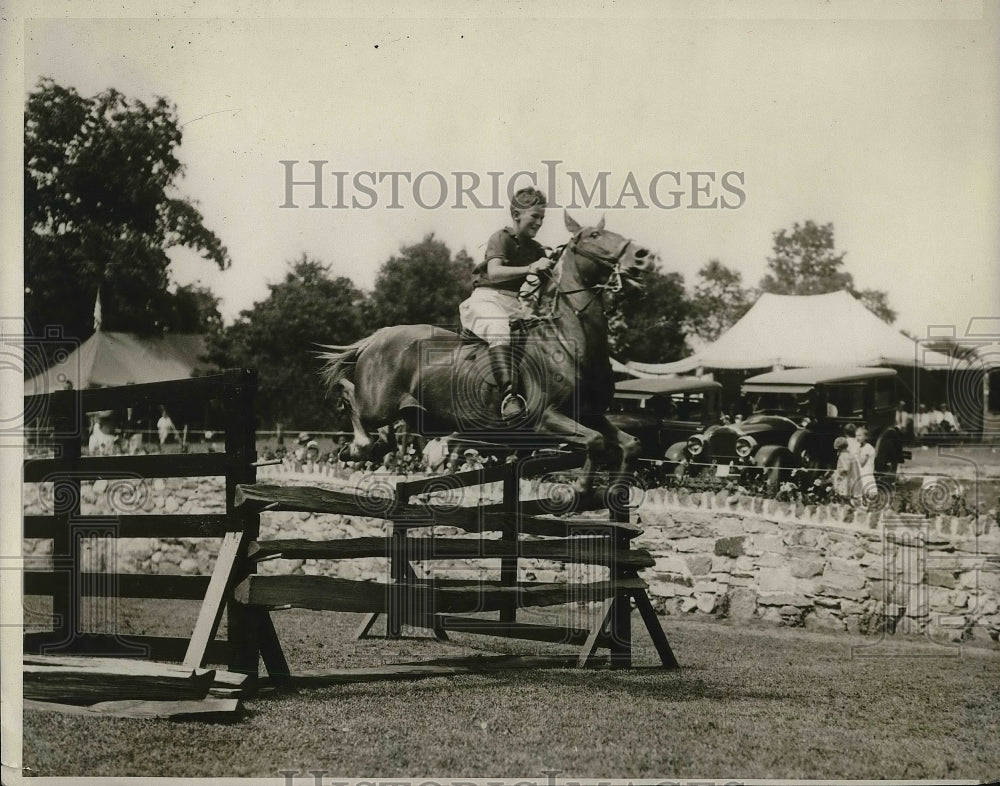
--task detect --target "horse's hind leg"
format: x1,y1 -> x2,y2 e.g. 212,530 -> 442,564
339,380 -> 372,456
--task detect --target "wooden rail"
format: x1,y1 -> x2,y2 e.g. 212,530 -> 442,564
231,456 -> 680,673
22,369 -> 273,674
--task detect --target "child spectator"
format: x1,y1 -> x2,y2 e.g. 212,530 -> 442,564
460,448 -> 485,472
831,437 -> 858,499
855,426 -> 876,500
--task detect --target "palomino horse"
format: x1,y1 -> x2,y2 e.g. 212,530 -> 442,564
319,212 -> 654,497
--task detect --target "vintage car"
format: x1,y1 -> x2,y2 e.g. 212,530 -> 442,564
665,366 -> 910,486
606,376 -> 723,459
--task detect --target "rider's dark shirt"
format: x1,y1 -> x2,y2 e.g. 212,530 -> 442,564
471,227 -> 545,292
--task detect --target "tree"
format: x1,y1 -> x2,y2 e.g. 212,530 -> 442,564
607,264 -> 691,363
204,256 -> 367,428
365,234 -> 474,329
166,284 -> 223,334
24,78 -> 230,360
759,220 -> 897,323
685,259 -> 756,342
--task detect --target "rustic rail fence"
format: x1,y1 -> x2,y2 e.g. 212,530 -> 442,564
23,371 -> 677,684
22,368 -> 263,670
233,452 -> 678,673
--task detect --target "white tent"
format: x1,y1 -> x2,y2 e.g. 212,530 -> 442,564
24,331 -> 211,395
627,291 -> 958,376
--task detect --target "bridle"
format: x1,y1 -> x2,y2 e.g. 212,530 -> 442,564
546,230 -> 634,315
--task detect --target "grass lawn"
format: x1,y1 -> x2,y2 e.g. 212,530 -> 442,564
19,600 -> 1000,780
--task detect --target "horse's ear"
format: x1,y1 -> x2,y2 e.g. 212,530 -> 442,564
597,215 -> 605,230
564,211 -> 581,233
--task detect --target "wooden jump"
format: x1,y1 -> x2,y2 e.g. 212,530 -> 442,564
226,453 -> 679,674
23,372 -> 678,700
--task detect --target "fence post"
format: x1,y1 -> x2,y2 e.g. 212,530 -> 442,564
224,369 -> 261,675
499,463 -> 519,623
608,473 -> 632,668
46,389 -> 81,653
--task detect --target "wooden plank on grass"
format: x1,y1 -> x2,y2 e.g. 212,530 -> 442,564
23,662 -> 215,704
24,654 -> 252,697
24,697 -> 240,720
288,653 -> 582,685
184,530 -> 245,669
248,536 -> 652,567
235,574 -> 646,614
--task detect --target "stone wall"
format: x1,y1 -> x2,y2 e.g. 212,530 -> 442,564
22,471 -> 1000,645
636,487 -> 1000,645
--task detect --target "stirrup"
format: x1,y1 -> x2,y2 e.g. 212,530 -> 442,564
500,392 -> 527,419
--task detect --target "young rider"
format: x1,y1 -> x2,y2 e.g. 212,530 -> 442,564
458,186 -> 554,419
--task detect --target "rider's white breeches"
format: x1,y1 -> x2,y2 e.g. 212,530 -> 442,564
458,288 -> 528,347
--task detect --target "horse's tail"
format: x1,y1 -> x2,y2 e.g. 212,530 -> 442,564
316,333 -> 376,393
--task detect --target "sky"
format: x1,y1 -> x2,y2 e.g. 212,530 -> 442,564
5,1 -> 1000,342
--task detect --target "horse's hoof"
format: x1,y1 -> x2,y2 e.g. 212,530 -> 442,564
573,487 -> 604,512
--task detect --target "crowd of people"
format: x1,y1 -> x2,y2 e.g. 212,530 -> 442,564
895,401 -> 963,440
260,428 -> 520,477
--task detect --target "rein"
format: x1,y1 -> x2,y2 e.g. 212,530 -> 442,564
545,232 -> 632,316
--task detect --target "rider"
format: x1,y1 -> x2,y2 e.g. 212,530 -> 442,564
458,186 -> 555,419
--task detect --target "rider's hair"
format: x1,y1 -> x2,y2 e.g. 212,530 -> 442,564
510,186 -> 547,217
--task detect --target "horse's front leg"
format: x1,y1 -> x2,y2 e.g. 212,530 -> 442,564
538,408 -> 606,496
588,414 -> 641,476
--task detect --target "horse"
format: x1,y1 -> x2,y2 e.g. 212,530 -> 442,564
319,212 -> 654,498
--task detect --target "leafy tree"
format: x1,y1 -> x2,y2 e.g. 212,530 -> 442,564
365,234 -> 474,329
685,259 -> 756,342
204,256 -> 367,428
854,289 -> 897,325
167,284 -> 223,333
759,220 -> 897,323
24,78 -> 230,360
607,264 -> 691,363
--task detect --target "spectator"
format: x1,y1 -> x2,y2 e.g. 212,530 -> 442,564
895,401 -> 912,437
156,406 -> 179,450
423,437 -> 451,473
291,432 -> 310,464
854,426 -> 876,501
940,403 -> 960,434
928,403 -> 944,433
831,437 -> 858,499
460,448 -> 484,472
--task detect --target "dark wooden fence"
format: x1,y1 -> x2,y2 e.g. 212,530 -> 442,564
23,369 -> 258,667
23,369 -> 677,680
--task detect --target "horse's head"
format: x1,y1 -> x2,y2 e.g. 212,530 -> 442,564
562,211 -> 653,290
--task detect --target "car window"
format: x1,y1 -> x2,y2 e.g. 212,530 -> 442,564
671,393 -> 702,421
827,383 -> 866,416
747,391 -> 813,417
873,377 -> 894,410
610,397 -> 642,413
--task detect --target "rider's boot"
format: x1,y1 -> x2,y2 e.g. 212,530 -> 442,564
487,344 -> 526,420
